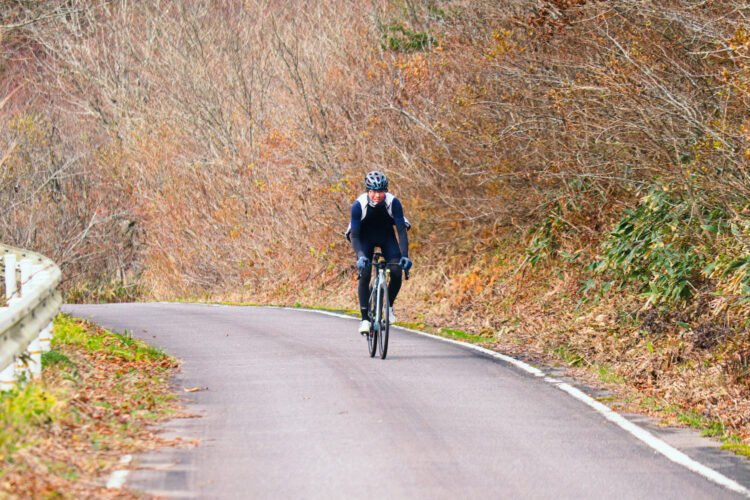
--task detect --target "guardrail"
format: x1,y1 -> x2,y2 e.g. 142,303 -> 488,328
0,243 -> 62,390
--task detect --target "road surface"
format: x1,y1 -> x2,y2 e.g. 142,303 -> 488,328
65,303 -> 750,499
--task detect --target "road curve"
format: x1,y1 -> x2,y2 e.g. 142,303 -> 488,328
64,303 -> 746,499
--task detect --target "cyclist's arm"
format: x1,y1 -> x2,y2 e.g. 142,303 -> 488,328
350,202 -> 366,258
391,198 -> 409,258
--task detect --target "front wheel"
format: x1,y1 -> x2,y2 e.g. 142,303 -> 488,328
378,282 -> 389,360
368,326 -> 377,357
367,289 -> 378,358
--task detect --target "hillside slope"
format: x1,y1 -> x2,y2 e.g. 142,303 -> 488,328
2,0 -> 749,446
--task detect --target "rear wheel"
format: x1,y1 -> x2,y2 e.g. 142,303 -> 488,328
378,282 -> 389,360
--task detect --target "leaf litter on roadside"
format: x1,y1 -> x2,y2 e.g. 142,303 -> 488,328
0,314 -> 190,498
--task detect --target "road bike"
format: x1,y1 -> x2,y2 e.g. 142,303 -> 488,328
362,252 -> 408,360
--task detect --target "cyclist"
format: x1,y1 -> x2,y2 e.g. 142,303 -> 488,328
345,171 -> 412,335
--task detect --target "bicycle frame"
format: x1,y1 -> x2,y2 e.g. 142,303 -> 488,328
369,257 -> 389,332
365,252 -> 392,359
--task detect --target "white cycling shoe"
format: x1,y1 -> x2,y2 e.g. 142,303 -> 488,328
358,320 -> 370,335
388,307 -> 396,323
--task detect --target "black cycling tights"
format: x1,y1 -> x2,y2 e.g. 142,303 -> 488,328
359,263 -> 402,321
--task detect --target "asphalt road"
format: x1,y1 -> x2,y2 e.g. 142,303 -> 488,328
64,303 -> 749,499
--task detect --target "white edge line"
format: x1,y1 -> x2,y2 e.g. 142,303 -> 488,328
276,306 -> 750,497
106,454 -> 133,489
551,381 -> 750,496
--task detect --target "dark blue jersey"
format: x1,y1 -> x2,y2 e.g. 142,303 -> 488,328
347,193 -> 409,260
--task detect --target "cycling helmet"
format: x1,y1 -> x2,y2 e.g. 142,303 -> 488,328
365,171 -> 388,191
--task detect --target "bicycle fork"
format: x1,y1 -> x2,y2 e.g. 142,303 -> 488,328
373,271 -> 381,332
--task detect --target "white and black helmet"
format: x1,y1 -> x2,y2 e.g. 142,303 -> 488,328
365,171 -> 388,191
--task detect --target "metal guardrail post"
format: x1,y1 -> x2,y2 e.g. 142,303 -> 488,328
4,253 -> 16,300
39,324 -> 53,352
20,259 -> 32,296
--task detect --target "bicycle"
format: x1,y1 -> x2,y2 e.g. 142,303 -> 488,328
361,251 -> 408,360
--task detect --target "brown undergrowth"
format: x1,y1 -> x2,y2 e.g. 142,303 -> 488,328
0,315 -> 184,498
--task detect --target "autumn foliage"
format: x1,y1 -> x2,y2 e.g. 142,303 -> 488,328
2,1 -> 750,440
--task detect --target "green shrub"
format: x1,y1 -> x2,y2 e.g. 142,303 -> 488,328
0,384 -> 58,461
527,202 -> 570,266
588,186 -> 726,305
381,24 -> 436,52
41,350 -> 75,369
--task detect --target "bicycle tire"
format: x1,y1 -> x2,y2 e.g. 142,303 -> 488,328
367,285 -> 378,358
378,281 -> 389,359
368,326 -> 377,357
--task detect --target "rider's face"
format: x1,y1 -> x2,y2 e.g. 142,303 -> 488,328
368,190 -> 386,204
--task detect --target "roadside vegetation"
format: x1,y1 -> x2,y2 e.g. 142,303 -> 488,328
0,315 -> 180,498
2,1 -> 750,450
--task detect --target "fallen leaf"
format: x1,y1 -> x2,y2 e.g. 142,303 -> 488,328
183,386 -> 208,393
